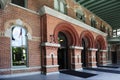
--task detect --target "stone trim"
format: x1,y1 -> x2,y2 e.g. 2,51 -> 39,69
75,68 -> 83,71
69,46 -> 83,49
88,62 -> 97,64
72,55 -> 81,58
88,56 -> 96,58
100,50 -> 108,52
71,63 -> 82,65
0,68 -> 11,72
89,66 -> 97,68
43,65 -> 59,68
0,72 -> 41,78
45,56 -> 57,58
39,6 -> 107,37
88,48 -> 98,51
0,66 -> 41,71
32,36 -> 40,41
41,42 -> 60,47
100,61 -> 107,63
45,72 -> 59,75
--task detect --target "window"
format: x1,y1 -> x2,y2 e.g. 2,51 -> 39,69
11,26 -> 28,66
112,29 -> 117,37
91,18 -> 96,28
0,4 -> 1,9
54,0 -> 67,14
11,0 -> 26,7
0,2 -> 2,9
112,29 -> 120,37
76,10 -> 85,22
107,28 -> 110,36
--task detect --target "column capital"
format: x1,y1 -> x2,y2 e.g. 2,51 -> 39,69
41,42 -> 60,47
100,50 -> 107,52
88,48 -> 98,51
69,46 -> 83,50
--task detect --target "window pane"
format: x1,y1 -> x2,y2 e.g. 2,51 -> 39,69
117,31 -> 120,36
11,26 -> 27,66
54,0 -> 59,10
60,2 -> 65,13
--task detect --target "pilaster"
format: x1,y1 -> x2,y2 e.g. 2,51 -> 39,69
87,48 -> 98,68
99,50 -> 107,66
41,42 -> 60,74
69,46 -> 83,70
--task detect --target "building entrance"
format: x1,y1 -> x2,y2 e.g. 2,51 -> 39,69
57,32 -> 68,70
81,39 -> 87,67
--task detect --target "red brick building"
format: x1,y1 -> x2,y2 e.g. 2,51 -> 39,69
0,0 -> 112,75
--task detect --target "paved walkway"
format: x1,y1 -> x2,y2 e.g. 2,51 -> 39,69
1,65 -> 120,80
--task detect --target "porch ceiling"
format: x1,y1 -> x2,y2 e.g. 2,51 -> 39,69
76,0 -> 120,29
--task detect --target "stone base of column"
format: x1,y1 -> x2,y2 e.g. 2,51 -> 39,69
42,65 -> 59,74
88,62 -> 97,68
71,63 -> 82,70
99,61 -> 107,66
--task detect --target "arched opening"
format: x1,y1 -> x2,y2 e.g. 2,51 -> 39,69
95,41 -> 101,66
95,35 -> 107,66
11,25 -> 28,67
81,37 -> 89,67
80,30 -> 94,68
57,32 -> 68,70
54,23 -> 79,70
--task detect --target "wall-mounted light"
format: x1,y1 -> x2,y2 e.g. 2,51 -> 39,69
60,39 -> 63,42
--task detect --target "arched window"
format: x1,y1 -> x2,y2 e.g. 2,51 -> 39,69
54,0 -> 67,14
11,25 -> 28,67
91,18 -> 96,28
76,9 -> 85,22
11,0 -> 26,7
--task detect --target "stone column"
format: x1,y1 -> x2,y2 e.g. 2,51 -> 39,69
69,46 -> 83,70
99,50 -> 107,66
88,48 -> 98,68
41,42 -> 60,74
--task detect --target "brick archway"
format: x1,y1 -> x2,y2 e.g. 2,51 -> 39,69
54,22 -> 79,46
95,35 -> 107,50
80,30 -> 96,68
95,35 -> 107,66
80,30 -> 94,48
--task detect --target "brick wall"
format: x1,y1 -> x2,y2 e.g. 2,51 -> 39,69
0,37 -> 10,69
0,4 -> 41,74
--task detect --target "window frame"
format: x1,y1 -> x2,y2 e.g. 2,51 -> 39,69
54,0 -> 67,14
76,10 -> 85,22
11,25 -> 28,68
91,17 -> 96,28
